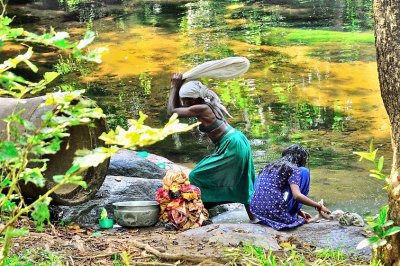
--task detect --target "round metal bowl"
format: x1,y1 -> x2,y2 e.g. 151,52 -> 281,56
112,201 -> 160,227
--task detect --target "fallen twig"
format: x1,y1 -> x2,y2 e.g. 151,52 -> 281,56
69,256 -> 75,266
131,262 -> 177,266
72,252 -> 117,260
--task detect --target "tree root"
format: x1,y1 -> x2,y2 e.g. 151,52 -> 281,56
131,262 -> 176,266
129,239 -> 228,264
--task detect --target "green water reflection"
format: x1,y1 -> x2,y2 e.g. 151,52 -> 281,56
54,0 -> 389,214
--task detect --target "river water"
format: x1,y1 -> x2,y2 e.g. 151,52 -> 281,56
45,0 -> 391,215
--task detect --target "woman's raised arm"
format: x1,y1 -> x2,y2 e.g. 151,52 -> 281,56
167,73 -> 184,115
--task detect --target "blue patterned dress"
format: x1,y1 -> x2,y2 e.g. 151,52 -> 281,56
250,166 -> 310,230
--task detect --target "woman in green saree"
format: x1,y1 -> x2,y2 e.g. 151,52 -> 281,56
167,74 -> 255,220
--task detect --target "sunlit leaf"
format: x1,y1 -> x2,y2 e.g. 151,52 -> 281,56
377,156 -> 384,172
1,16 -> 13,26
73,147 -> 116,169
21,168 -> 45,187
383,226 -> 400,237
356,237 -> 379,250
369,173 -> 386,180
53,175 -> 65,184
23,59 -> 38,73
44,72 -> 59,83
353,149 -> 378,162
382,220 -> 394,227
376,239 -> 387,247
76,31 -> 95,50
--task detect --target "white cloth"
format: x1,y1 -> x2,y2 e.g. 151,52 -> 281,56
179,81 -> 208,99
182,57 -> 250,81
179,81 -> 232,118
178,57 -> 250,118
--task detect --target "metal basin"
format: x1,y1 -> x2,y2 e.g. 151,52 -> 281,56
112,201 -> 160,227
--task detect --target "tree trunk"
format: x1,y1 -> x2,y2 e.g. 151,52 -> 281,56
0,95 -> 109,206
373,0 -> 400,264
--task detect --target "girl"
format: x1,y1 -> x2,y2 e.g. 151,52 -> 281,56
251,144 -> 330,230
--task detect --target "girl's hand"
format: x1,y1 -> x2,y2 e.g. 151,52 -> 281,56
298,209 -> 312,223
171,73 -> 184,89
317,204 -> 331,214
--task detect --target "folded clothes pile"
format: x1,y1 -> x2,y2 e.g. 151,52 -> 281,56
156,170 -> 209,230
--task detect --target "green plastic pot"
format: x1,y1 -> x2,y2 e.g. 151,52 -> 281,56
99,218 -> 114,229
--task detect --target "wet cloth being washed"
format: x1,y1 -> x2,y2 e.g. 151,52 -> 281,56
189,126 -> 255,204
156,170 -> 209,230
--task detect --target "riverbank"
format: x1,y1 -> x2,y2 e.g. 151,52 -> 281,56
25,149 -> 371,265
11,218 -> 371,265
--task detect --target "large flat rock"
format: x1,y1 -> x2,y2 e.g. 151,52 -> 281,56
180,221 -> 371,260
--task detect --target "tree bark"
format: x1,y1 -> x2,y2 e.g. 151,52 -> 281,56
373,0 -> 400,265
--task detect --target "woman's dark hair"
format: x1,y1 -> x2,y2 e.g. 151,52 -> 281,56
261,144 -> 309,177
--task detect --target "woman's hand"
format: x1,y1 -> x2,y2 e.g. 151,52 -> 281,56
171,73 -> 184,90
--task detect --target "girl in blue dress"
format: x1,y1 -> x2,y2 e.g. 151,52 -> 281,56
250,144 -> 330,230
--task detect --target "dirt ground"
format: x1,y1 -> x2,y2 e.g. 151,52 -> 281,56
12,219 -> 237,265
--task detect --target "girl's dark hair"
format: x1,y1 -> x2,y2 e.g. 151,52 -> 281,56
261,144 -> 309,177
281,144 -> 309,167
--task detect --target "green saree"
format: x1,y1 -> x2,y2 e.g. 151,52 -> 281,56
189,127 -> 255,204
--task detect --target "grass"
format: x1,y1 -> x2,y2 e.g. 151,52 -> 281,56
230,26 -> 375,47
224,241 -> 375,266
4,248 -> 65,266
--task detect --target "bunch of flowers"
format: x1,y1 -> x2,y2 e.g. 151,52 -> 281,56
156,170 -> 209,230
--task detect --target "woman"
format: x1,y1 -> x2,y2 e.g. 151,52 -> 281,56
167,74 -> 255,220
250,144 -> 330,230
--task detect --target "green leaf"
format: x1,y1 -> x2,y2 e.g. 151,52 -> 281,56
31,200 -> 50,231
53,175 -> 65,184
1,16 -> 13,26
72,179 -> 87,188
4,228 -> 29,237
369,173 -> 386,180
353,149 -> 378,162
100,207 -> 108,220
23,59 -> 38,73
377,156 -> 384,172
0,179 -> 11,187
378,205 -> 389,225
1,200 -> 17,212
0,141 -> 18,161
66,164 -> 81,175
383,226 -> 400,237
44,72 -> 59,83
